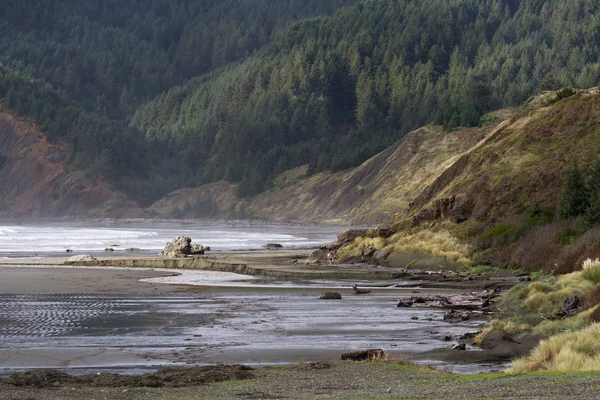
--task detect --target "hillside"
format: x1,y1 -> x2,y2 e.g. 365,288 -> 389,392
149,114 -> 513,224
2,0 -> 600,207
0,106 -> 140,218
331,88 -> 600,272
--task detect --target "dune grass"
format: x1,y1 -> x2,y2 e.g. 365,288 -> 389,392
388,229 -> 471,264
335,228 -> 471,265
509,322 -> 600,372
478,260 -> 600,347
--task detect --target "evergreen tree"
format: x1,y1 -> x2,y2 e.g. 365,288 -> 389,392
558,166 -> 590,219
584,159 -> 600,227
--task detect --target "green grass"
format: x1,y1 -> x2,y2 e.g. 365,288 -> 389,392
582,261 -> 600,284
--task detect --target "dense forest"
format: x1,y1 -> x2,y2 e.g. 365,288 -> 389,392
1,0 -> 600,203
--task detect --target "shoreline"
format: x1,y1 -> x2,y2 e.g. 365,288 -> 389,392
0,252 -> 534,386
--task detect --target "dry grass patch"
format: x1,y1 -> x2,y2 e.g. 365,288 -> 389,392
387,229 -> 472,264
335,228 -> 471,265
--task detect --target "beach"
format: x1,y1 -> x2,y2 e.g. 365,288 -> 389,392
0,255 -> 597,399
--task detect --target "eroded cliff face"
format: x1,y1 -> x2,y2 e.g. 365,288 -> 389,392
0,109 -> 141,218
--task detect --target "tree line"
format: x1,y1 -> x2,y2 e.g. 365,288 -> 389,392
2,0 -> 600,202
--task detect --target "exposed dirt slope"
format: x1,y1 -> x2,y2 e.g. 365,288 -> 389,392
150,120 -> 507,224
0,108 -> 140,218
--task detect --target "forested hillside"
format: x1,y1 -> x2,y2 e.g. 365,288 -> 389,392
2,0 -> 600,206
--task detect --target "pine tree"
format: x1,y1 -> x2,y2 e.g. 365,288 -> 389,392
584,159 -> 600,227
558,166 -> 590,219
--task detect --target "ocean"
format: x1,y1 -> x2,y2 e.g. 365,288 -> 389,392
0,219 -> 346,257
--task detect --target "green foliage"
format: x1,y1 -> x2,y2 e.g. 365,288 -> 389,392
559,166 -> 589,219
527,203 -> 555,226
582,265 -> 600,285
530,270 -> 543,281
549,87 -> 577,104
478,224 -> 527,248
585,160 -> 600,227
555,227 -> 582,245
5,0 -> 600,203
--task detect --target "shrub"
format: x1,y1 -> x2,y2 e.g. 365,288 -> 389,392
555,227 -> 582,245
558,166 -> 589,219
555,87 -> 576,100
581,258 -> 600,284
510,223 -> 561,272
526,203 -> 554,226
478,224 -> 527,249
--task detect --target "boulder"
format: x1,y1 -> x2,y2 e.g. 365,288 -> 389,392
104,248 -> 114,252
161,236 -> 192,258
319,292 -> 342,300
373,249 -> 391,263
190,244 -> 205,255
361,245 -> 376,259
67,255 -> 97,262
261,243 -> 283,250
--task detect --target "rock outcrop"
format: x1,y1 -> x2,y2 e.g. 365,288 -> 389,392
161,236 -> 207,258
412,194 -> 474,227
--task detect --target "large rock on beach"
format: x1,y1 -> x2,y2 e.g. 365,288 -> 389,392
67,255 -> 97,262
161,236 -> 207,258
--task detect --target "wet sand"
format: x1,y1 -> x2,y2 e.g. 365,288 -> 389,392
0,265 -> 191,294
0,264 -> 512,376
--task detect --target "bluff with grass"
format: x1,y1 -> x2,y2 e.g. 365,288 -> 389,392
327,88 -> 600,273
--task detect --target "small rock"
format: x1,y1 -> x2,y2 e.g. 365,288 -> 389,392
104,248 -> 114,252
452,343 -> 466,351
410,316 -> 419,320
124,248 -> 143,252
262,243 -> 283,250
319,292 -> 342,300
65,249 -> 73,253
443,335 -> 452,341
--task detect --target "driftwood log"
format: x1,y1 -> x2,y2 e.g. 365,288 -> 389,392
352,284 -> 371,294
341,349 -> 384,361
397,288 -> 499,312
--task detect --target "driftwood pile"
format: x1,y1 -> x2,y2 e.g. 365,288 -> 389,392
396,288 -> 499,320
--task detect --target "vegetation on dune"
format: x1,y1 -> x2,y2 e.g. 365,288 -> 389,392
4,1 -> 600,203
474,258 -> 600,372
336,228 -> 472,265
510,323 -> 600,372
